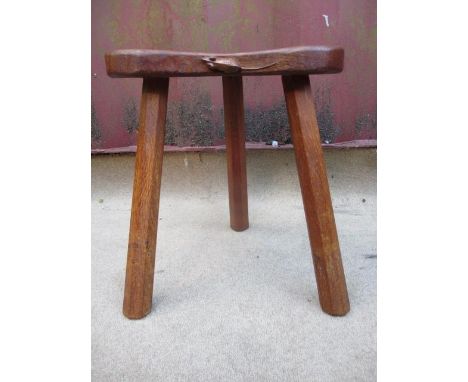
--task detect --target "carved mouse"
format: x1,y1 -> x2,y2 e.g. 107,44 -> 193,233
202,57 -> 277,73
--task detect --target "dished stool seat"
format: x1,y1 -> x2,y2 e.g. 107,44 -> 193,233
105,46 -> 344,77
105,46 -> 350,319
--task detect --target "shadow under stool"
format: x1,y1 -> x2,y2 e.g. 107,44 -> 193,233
105,46 -> 350,319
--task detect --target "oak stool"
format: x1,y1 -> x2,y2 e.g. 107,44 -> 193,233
105,46 -> 350,319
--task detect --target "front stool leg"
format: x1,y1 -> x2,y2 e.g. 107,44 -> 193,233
282,75 -> 350,316
123,77 -> 169,319
222,76 -> 249,231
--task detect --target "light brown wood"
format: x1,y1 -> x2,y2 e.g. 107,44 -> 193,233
282,75 -> 350,316
123,77 -> 169,319
105,46 -> 343,78
223,76 -> 249,231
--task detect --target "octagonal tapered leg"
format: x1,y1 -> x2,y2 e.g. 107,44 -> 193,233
282,75 -> 350,316
123,77 -> 169,319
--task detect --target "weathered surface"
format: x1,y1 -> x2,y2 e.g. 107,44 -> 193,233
92,0 -> 376,150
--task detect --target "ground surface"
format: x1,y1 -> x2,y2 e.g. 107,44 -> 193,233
92,149 -> 376,381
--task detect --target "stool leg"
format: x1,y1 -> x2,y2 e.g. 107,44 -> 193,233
282,75 -> 350,316
123,77 -> 169,319
223,76 -> 249,231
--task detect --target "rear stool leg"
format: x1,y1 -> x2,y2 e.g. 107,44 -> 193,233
282,75 -> 350,316
123,77 -> 169,319
223,76 -> 249,231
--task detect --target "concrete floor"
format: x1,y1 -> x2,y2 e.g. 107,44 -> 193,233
92,149 -> 376,381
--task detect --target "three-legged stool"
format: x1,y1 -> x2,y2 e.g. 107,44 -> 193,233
105,46 -> 350,319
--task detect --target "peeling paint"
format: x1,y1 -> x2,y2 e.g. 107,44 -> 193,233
123,99 -> 139,134
314,88 -> 340,143
150,95 -> 346,147
355,113 -> 377,133
166,99 -> 290,147
244,103 -> 289,144
322,15 -> 330,27
165,93 -> 223,146
91,101 -> 102,142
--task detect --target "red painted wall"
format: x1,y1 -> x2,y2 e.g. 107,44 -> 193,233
91,0 -> 376,152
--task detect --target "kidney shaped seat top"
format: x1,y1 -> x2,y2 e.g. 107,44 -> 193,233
105,46 -> 344,78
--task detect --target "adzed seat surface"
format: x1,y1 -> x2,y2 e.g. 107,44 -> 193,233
105,46 -> 344,78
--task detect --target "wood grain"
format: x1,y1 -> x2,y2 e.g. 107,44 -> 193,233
282,75 -> 350,316
105,46 -> 343,78
223,76 -> 249,231
123,77 -> 169,319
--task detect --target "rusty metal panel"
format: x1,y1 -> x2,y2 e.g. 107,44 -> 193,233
91,0 -> 376,152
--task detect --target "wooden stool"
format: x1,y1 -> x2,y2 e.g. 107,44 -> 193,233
105,46 -> 350,319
